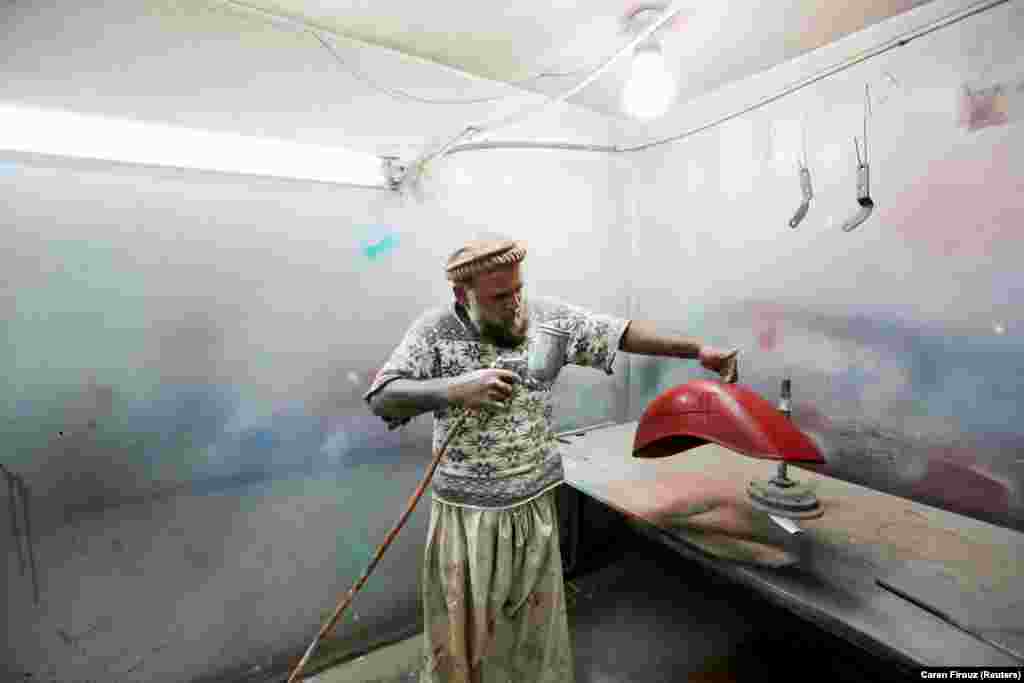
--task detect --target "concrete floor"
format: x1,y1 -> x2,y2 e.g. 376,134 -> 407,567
304,531 -> 911,683
304,634 -> 421,683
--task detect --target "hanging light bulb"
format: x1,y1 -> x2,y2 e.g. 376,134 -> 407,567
622,40 -> 677,120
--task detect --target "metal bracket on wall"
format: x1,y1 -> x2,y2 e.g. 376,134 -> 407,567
788,115 -> 814,230
840,84 -> 876,233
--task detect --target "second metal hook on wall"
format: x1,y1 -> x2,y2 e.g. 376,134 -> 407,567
840,84 -> 876,233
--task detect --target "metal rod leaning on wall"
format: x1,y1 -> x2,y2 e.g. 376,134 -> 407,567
2,462 -> 40,605
442,0 -> 1010,161
3,463 -> 26,576
285,409 -> 474,683
19,478 -> 41,605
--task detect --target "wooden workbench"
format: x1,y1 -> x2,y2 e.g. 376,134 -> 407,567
559,421 -> 1024,669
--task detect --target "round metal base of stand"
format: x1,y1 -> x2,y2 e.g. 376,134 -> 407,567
747,477 -> 824,519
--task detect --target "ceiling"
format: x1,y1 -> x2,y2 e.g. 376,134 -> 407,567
226,0 -> 937,119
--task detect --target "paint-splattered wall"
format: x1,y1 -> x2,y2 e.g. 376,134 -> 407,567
0,3 -> 627,681
0,156 -> 627,681
4,0 -> 1021,679
623,0 -> 1023,533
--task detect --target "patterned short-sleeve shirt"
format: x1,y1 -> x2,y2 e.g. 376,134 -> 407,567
364,296 -> 632,509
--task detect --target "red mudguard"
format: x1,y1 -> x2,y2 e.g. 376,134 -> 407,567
633,380 -> 825,462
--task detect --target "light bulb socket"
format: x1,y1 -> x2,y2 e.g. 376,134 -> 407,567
621,4 -> 680,39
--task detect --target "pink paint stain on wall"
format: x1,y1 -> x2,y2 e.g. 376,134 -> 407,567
888,139 -> 1022,259
794,401 -> 832,431
958,84 -> 1011,132
750,303 -> 784,352
910,447 -> 1011,519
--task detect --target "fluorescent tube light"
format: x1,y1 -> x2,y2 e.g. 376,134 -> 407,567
0,102 -> 386,188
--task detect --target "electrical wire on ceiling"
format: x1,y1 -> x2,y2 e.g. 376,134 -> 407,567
445,0 -> 1010,158
215,0 -> 687,196
215,0 -> 1010,191
311,31 -> 594,105
395,0 -> 689,197
221,0 -> 595,106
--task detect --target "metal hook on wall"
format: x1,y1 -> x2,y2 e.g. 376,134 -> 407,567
788,113 -> 814,229
841,84 -> 875,233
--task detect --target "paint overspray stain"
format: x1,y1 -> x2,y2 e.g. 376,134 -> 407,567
884,138 -> 1020,258
0,160 -> 18,176
750,302 -> 784,352
910,448 -> 1012,518
636,305 -> 709,404
360,231 -> 400,261
793,401 -> 831,431
958,82 -> 1011,131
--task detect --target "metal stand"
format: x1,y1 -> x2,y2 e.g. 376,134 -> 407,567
746,379 -> 823,520
747,461 -> 824,519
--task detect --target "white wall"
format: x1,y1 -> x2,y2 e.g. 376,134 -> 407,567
0,2 -> 628,681
5,0 -> 1022,679
617,0 -> 1024,530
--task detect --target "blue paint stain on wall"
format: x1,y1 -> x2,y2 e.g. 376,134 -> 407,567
835,365 -> 870,403
0,161 -> 18,176
362,234 -> 399,261
79,383 -> 405,498
239,428 -> 280,457
355,225 -> 400,261
124,383 -> 235,453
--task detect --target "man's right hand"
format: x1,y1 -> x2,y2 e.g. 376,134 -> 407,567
447,369 -> 521,411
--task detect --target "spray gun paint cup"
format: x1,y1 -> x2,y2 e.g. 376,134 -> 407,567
528,324 -> 571,385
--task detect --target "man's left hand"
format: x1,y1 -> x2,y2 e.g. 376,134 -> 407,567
698,346 -> 739,383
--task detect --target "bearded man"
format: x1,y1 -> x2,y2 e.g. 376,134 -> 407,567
365,238 -> 737,683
